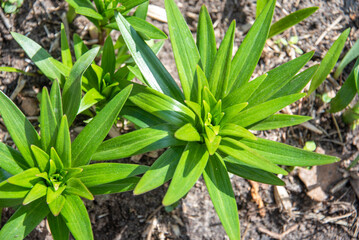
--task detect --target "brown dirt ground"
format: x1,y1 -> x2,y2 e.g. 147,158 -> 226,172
0,0 -> 359,239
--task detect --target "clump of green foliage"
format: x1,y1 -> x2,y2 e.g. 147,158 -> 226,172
1,0 -> 23,13
83,0 -> 339,239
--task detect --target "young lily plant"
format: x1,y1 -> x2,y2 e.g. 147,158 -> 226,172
91,0 -> 339,239
0,63 -> 147,238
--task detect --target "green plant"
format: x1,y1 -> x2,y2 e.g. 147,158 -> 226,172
65,0 -> 166,44
0,54 -> 147,239
86,0 -> 339,239
1,0 -> 23,13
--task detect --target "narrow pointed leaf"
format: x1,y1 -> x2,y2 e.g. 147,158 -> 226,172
120,0 -> 147,10
55,116 -> 71,168
203,153 -> 240,240
124,16 -> 167,39
0,198 -> 49,239
134,1 -> 149,19
0,142 -> 25,174
165,0 -> 200,100
66,0 -> 103,20
50,79 -> 63,125
175,123 -> 201,141
71,85 -> 132,167
334,39 -> 359,79
308,28 -> 350,94
204,135 -> 222,155
193,66 -> 210,104
40,87 -> 58,153
65,178 -> 93,200
31,145 -> 49,172
247,51 -> 314,107
89,177 -> 140,195
221,103 -> 248,124
49,194 -> 66,216
256,0 -> 270,17
77,163 -> 148,187
0,66 -> 37,76
228,0 -> 275,91
101,36 -> 116,77
0,91 -> 40,167
7,168 -> 41,188
93,124 -> 184,161
241,138 -> 339,166
47,185 -> 66,205
11,32 -> 61,81
250,114 -> 312,130
197,5 -> 217,79
23,181 -> 47,205
114,11 -> 184,101
47,213 -> 70,240
51,147 -> 64,170
61,23 -> 73,68
209,21 -> 235,99
63,47 -> 100,126
219,123 -> 257,140
163,143 -> 209,206
0,181 -> 29,205
268,7 -> 318,38
61,195 -> 93,240
224,156 -> 285,185
219,138 -> 287,175
135,147 -> 184,195
233,93 -> 305,127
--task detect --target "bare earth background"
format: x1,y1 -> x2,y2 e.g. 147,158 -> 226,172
0,0 -> 359,239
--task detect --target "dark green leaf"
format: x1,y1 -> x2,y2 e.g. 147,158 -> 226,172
61,23 -> 73,68
241,138 -> 339,166
65,178 -> 93,200
114,11 -> 184,101
134,147 -> 184,195
50,79 -> 63,125
55,116 -> 71,168
119,0 -> 147,10
61,195 -> 93,240
0,198 -> 49,239
0,143 -> 25,174
89,177 -> 140,195
197,5 -> 217,79
0,91 -> 40,168
308,28 -> 350,94
334,39 -> 359,79
47,213 -> 70,240
268,7 -> 318,38
163,142 -> 209,206
71,85 -> 132,167
249,114 -> 312,130
101,36 -> 116,77
0,180 -> 29,206
63,47 -> 100,126
66,0 -> 103,20
203,153 -> 240,240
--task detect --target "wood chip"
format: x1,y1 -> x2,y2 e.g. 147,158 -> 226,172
249,180 -> 266,217
299,122 -> 323,134
274,185 -> 292,211
148,5 -> 167,23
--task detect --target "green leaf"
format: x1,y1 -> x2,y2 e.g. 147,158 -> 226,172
222,74 -> 267,109
269,64 -> 319,100
40,87 -> 58,153
203,153 -> 240,240
78,88 -> 105,114
175,123 -> 201,141
249,114 -> 312,130
330,58 -> 359,112
221,103 -> 248,124
119,0 -> 147,10
77,163 -> 148,187
334,39 -> 359,79
308,28 -> 350,94
55,116 -> 71,168
209,21 -> 235,99
22,181 -> 47,205
163,142 -> 209,206
101,36 -> 116,77
125,16 -> 167,39
224,156 -> 285,185
114,11 -> 184,101
247,51 -> 314,107
63,46 -> 100,126
71,85 -> 132,167
89,177 -> 140,195
134,147 -> 184,195
0,198 -> 49,239
234,93 -> 305,127
165,0 -> 200,101
61,23 -> 73,68
49,194 -> 66,216
47,213 -> 70,240
0,181 -> 29,206
93,0 -> 105,13
50,79 -> 63,125
134,1 -> 149,19
31,145 -> 49,172
73,34 -> 89,60
11,32 -> 61,81
93,124 -> 183,161
256,0 -> 270,17
0,66 -> 36,76
65,178 -> 93,200
7,168 -> 41,188
47,185 -> 66,205
0,143 -> 25,175
192,66 -> 210,104
129,84 -> 195,126
66,0 -> 103,20
197,5 -> 217,79
120,105 -> 165,128
50,148 -> 64,170
60,195 -> 93,240
241,138 -> 339,166
228,0 -> 275,91
0,91 -> 40,168
219,123 -> 257,140
268,7 -> 318,38
219,138 -> 287,175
